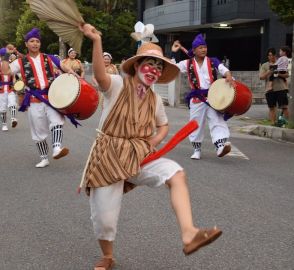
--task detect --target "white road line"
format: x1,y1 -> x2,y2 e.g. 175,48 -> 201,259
227,144 -> 249,160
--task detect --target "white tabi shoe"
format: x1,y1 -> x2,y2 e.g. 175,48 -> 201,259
191,149 -> 201,160
2,124 -> 8,131
217,142 -> 231,157
52,147 -> 69,159
11,118 -> 18,128
35,159 -> 49,168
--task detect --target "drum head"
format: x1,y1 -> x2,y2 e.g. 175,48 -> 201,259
48,74 -> 79,109
14,80 -> 25,91
207,78 -> 235,111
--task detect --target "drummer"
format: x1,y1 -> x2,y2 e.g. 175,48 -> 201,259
0,47 -> 18,131
1,28 -> 76,168
171,34 -> 235,160
61,48 -> 85,78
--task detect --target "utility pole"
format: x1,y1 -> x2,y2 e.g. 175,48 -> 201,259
59,37 -> 67,60
288,25 -> 294,125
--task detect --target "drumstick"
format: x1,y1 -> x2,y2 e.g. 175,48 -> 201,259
77,120 -> 198,194
140,120 -> 198,165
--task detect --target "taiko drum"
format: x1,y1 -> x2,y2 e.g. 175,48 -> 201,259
48,74 -> 99,120
207,78 -> 252,116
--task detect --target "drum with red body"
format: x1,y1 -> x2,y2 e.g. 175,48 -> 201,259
48,74 -> 99,120
207,78 -> 252,116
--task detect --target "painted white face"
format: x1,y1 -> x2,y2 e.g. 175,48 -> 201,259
137,57 -> 163,86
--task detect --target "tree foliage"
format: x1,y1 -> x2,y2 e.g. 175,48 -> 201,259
15,2 -> 59,54
268,0 -> 294,24
0,0 -> 25,46
2,0 -> 137,61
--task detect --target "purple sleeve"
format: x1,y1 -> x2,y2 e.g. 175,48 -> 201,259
210,57 -> 221,68
48,54 -> 61,70
0,47 -> 7,56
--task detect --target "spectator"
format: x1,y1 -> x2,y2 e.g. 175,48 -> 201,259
260,47 -> 289,125
61,48 -> 85,78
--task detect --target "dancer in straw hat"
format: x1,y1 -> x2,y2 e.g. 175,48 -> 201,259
171,34 -> 235,160
79,23 -> 222,270
1,28 -> 76,168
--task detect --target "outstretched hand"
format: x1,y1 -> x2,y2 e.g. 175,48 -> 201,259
172,40 -> 182,52
79,23 -> 102,40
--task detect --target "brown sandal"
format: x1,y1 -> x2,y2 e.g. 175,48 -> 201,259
94,257 -> 115,270
183,227 -> 222,255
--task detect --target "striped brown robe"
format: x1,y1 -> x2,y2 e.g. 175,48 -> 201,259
83,77 -> 157,191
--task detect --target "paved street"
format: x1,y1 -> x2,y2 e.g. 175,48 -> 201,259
1,102 -> 294,270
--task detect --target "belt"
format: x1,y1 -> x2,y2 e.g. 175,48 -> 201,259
0,89 -> 13,94
30,95 -> 48,103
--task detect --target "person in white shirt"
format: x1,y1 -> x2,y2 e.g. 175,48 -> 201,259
171,34 -> 235,160
79,23 -> 222,270
1,28 -> 75,168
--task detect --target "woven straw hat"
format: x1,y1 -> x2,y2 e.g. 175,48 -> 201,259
121,42 -> 179,84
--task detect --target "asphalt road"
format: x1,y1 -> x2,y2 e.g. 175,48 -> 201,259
1,101 -> 294,270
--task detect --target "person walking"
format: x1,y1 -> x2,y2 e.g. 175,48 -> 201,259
171,34 -> 235,160
1,28 -> 75,167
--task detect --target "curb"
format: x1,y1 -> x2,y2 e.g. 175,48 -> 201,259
239,124 -> 294,143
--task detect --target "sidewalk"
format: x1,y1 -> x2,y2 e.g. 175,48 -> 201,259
173,104 -> 294,143
233,104 -> 294,143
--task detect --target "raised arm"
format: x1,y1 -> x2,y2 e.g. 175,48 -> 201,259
79,24 -> 111,91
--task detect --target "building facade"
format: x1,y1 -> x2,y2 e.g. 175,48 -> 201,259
138,0 -> 293,71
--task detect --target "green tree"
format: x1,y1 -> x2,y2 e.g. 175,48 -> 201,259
5,0 -> 136,61
0,0 -> 25,46
268,0 -> 294,124
15,3 -> 59,55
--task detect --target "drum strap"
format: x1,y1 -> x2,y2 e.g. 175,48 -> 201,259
19,88 -> 81,127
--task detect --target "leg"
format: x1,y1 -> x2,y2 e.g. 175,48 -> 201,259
166,171 -> 198,244
129,158 -> 222,255
0,111 -> 8,131
8,92 -> 17,128
269,107 -> 277,125
282,107 -> 289,119
0,92 -> 8,131
189,102 -> 207,159
277,90 -> 289,120
206,107 -> 231,157
90,181 -> 124,269
265,91 -> 277,125
46,106 -> 68,159
35,140 -> 49,168
51,124 -> 69,159
166,171 -> 222,255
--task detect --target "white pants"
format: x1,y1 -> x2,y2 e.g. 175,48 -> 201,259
28,103 -> 65,141
89,157 -> 183,241
0,92 -> 17,112
189,101 -> 230,144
